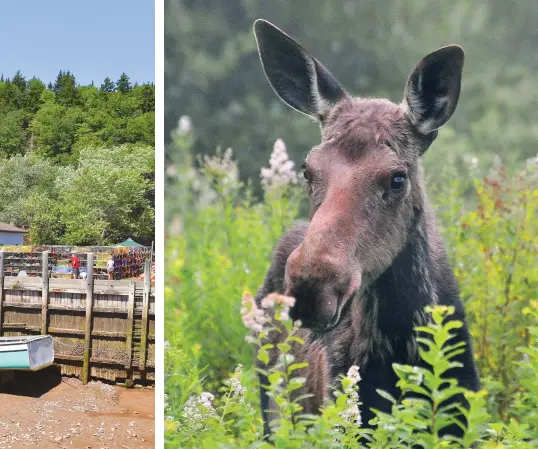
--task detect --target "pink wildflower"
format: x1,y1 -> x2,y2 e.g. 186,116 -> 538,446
241,292 -> 267,333
260,139 -> 298,190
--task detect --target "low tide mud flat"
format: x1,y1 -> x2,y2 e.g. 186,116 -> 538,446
0,368 -> 154,449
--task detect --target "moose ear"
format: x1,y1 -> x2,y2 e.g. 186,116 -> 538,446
403,45 -> 464,135
254,19 -> 347,121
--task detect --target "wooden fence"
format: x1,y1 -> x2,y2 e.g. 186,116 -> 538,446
0,252 -> 155,384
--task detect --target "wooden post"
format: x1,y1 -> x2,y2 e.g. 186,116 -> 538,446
0,252 -> 4,335
125,281 -> 135,368
139,259 -> 151,372
81,253 -> 94,384
41,251 -> 50,335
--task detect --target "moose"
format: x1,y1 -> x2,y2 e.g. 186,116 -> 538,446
252,19 -> 480,438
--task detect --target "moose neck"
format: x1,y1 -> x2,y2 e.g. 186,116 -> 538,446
368,207 -> 435,338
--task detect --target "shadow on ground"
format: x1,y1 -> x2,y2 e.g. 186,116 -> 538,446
0,365 -> 62,397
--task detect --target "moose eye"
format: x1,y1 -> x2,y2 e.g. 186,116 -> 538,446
390,173 -> 406,191
302,163 -> 312,182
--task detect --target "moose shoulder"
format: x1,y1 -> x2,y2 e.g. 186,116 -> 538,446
252,19 -> 480,437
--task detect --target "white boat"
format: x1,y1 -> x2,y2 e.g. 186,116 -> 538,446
0,336 -> 55,371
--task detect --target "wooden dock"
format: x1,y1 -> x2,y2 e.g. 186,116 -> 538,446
0,252 -> 155,384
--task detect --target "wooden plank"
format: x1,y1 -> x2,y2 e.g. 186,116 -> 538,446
48,327 -> 128,338
2,323 -> 40,331
125,281 -> 135,368
0,251 -> 4,335
81,253 -> 94,385
0,302 -> 154,316
55,353 -> 131,366
139,259 -> 151,372
41,251 -> 50,334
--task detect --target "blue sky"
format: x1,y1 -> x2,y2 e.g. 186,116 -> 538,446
0,0 -> 155,86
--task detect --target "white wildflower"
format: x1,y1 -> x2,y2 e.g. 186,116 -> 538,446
244,335 -> 258,344
346,365 -> 361,387
203,147 -> 239,187
180,391 -> 217,432
340,388 -> 362,426
470,157 -> 478,170
178,115 -> 192,135
224,365 -> 247,402
340,365 -> 362,426
260,139 -> 298,191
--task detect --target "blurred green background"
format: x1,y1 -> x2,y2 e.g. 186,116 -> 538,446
165,0 -> 538,190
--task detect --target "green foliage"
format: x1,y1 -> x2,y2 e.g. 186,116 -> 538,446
437,163 -> 538,420
165,295 -> 538,447
0,70 -> 155,161
0,145 -> 155,246
165,131 -> 302,389
56,144 -> 155,245
0,109 -> 28,155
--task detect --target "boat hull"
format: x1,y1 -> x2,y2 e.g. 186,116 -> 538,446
0,336 -> 55,371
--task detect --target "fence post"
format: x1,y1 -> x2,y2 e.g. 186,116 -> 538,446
125,281 -> 135,368
81,252 -> 94,384
0,252 -> 4,335
41,251 -> 50,335
139,259 -> 151,373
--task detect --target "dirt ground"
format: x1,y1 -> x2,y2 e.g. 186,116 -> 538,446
0,368 -> 154,449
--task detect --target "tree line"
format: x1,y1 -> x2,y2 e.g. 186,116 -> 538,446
0,70 -> 154,163
0,71 -> 155,245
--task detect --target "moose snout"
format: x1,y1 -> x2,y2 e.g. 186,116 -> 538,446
284,244 -> 361,331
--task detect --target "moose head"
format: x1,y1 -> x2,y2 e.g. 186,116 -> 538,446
254,20 -> 464,332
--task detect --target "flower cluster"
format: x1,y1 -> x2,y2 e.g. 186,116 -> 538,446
241,292 -> 268,333
341,365 -> 362,427
223,364 -> 247,402
203,147 -> 239,187
241,291 -> 297,332
261,292 -> 296,321
260,139 -> 298,191
177,115 -> 192,135
180,391 -> 217,433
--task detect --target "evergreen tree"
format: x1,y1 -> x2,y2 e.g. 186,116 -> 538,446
12,71 -> 26,92
53,70 -> 81,107
47,82 -> 53,90
100,77 -> 115,93
52,70 -> 64,94
116,72 -> 132,94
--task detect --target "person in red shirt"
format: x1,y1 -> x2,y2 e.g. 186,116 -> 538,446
70,253 -> 80,279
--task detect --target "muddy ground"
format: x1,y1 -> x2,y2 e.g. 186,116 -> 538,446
0,367 -> 154,449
